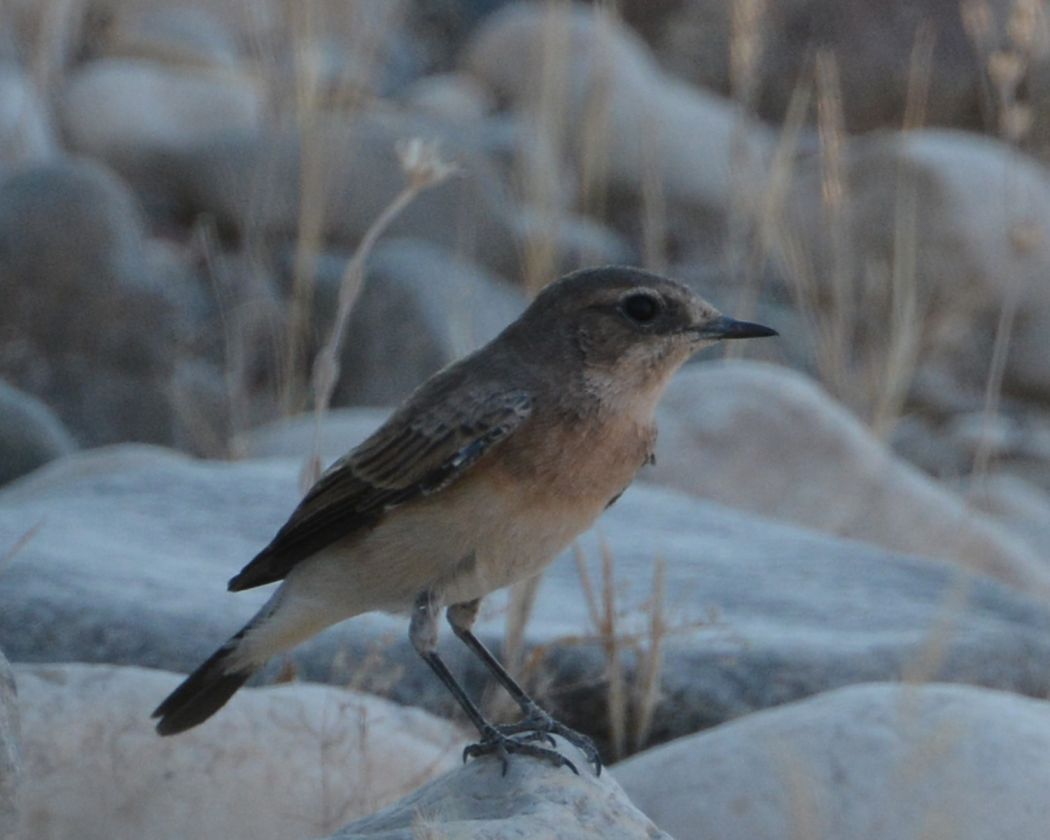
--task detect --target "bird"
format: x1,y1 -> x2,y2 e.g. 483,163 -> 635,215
152,265 -> 776,774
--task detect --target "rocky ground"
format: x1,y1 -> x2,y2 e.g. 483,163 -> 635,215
3,1 -> 1050,838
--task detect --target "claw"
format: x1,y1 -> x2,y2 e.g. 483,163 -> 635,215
495,710 -> 603,775
464,728 -> 579,776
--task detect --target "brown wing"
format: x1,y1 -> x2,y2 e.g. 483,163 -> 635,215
227,386 -> 532,591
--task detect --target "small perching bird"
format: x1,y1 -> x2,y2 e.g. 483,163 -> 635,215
152,266 -> 776,774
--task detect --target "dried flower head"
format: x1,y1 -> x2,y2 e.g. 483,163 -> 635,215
396,138 -> 459,190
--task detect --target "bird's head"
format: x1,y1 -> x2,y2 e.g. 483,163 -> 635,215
513,267 -> 776,405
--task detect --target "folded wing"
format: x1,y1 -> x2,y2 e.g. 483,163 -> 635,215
228,386 -> 533,591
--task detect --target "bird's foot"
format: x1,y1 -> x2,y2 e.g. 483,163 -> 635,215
495,708 -> 602,775
463,725 -> 579,776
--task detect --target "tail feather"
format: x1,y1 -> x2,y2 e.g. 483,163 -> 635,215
153,635 -> 255,736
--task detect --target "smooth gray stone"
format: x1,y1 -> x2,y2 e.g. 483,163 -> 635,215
0,381 -> 76,487
615,682 -> 1050,840
330,736 -> 668,840
2,446 -> 1050,755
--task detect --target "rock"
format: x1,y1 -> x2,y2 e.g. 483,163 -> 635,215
783,130 -> 1050,407
304,239 -> 526,406
332,737 -> 667,840
61,58 -> 265,159
0,381 -> 77,487
5,445 -> 1050,756
92,5 -> 243,69
621,0 -> 1003,134
233,408 -> 387,463
163,244 -> 289,452
651,360 -> 1050,594
512,207 -> 635,272
1004,303 -> 1050,403
0,650 -> 18,840
889,414 -> 970,479
0,159 -> 189,446
404,0 -> 519,70
401,72 -> 494,122
0,0 -> 87,82
0,65 -> 57,164
963,472 -> 1050,557
12,662 -> 460,840
111,110 -> 579,281
464,4 -> 774,221
614,682 -> 1050,840
269,1 -> 421,102
85,0 -> 281,58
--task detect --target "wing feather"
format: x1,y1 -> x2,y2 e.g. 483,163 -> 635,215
227,386 -> 532,591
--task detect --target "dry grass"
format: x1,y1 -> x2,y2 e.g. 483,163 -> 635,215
964,0 -> 1047,479
572,539 -> 673,760
0,520 -> 42,576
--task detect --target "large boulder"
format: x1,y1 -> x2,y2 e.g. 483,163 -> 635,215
307,239 -> 527,406
332,737 -> 668,840
962,471 -> 1050,559
61,57 -> 265,159
232,408 -> 388,462
82,0 -> 280,55
0,64 -> 57,164
621,0 -> 1003,134
4,445 -> 1050,757
782,130 -> 1050,408
463,4 -> 774,229
651,361 -> 1050,594
615,682 -> 1050,840
90,4 -> 246,68
12,662 -> 461,840
111,109 -> 624,283
0,160 -> 193,446
0,650 -> 18,840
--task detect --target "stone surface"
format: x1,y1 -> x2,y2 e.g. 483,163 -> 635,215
4,445 -> 1050,755
401,72 -> 493,122
332,737 -> 666,840
0,159 -> 189,446
61,57 -> 265,159
622,0 -> 1003,134
0,381 -> 77,487
783,130 -> 1050,406
651,361 -> 1050,594
12,662 -> 460,840
0,64 -> 57,164
311,239 -> 526,406
84,0 -> 280,54
94,5 -> 243,69
464,3 -> 774,223
233,408 -> 387,463
615,682 -> 1050,840
268,1 -> 420,102
963,472 -> 1050,558
111,109 -> 605,282
0,650 -> 19,840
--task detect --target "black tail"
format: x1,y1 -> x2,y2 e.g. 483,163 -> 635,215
152,634 -> 255,736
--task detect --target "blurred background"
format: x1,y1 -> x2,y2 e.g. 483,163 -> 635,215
2,0 -> 1050,499
4,1 -> 1050,838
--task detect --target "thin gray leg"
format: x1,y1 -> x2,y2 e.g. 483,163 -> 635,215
447,598 -> 602,774
410,591 -> 578,775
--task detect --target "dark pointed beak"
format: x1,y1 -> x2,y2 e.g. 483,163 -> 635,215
693,315 -> 778,341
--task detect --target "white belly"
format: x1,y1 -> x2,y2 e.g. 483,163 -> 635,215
282,470 -> 606,619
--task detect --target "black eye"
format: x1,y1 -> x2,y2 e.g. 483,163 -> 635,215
621,292 -> 661,324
